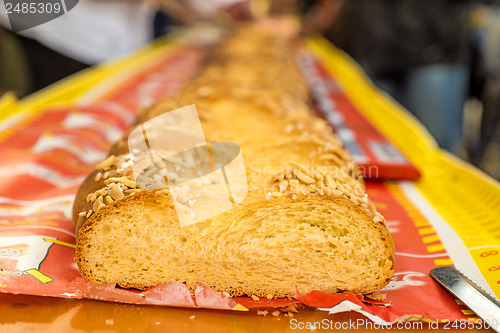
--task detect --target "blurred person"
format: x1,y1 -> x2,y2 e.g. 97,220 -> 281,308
322,0 -> 472,153
0,0 -> 250,96
468,2 -> 500,175
0,0 -> 158,95
0,24 -> 31,96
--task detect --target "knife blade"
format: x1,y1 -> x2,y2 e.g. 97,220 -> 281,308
430,266 -> 500,332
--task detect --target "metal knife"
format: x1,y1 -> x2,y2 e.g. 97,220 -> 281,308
431,266 -> 500,332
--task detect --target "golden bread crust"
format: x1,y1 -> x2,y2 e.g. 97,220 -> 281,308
73,24 -> 395,297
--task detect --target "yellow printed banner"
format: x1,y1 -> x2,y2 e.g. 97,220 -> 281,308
306,37 -> 500,299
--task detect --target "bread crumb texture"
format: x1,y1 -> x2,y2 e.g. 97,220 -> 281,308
77,191 -> 394,298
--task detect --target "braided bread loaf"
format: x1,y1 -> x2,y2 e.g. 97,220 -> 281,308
73,24 -> 394,298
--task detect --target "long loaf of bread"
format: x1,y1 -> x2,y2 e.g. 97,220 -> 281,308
73,25 -> 395,298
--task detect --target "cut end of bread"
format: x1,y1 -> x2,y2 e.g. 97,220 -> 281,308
76,190 -> 394,298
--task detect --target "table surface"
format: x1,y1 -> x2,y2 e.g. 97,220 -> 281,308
0,293 -> 496,332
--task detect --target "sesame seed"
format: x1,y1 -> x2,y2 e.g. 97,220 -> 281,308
93,196 -> 103,212
95,155 -> 115,170
96,189 -> 107,196
105,195 -> 114,204
110,184 -> 124,200
294,170 -> 315,185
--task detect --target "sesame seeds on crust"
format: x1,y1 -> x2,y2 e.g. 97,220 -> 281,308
268,161 -> 383,224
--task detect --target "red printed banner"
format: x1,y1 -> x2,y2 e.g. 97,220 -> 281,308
298,51 -> 421,181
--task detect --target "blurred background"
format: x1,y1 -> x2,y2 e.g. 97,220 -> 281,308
1,0 -> 499,179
